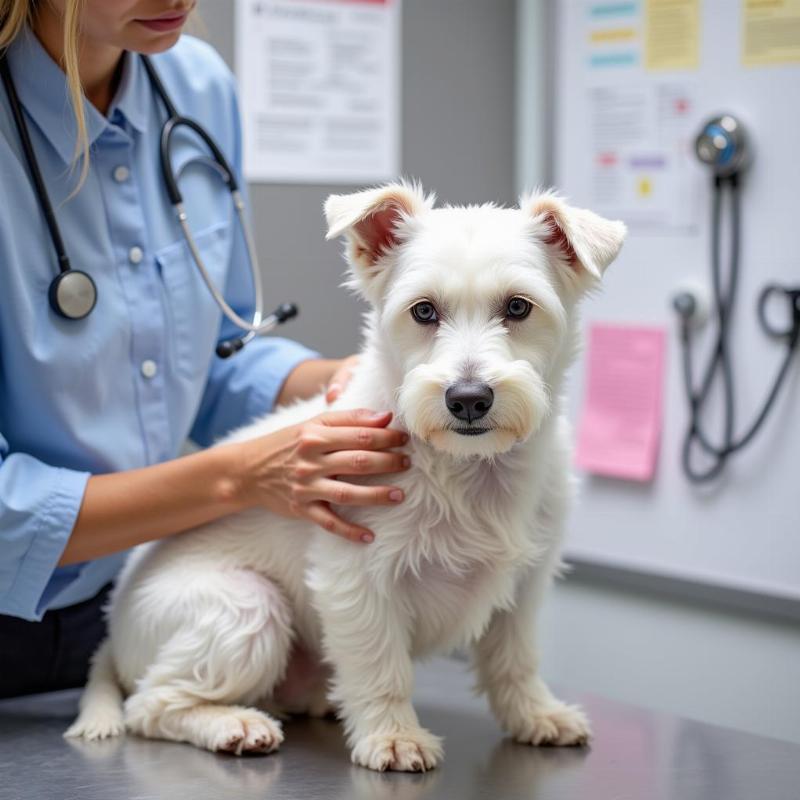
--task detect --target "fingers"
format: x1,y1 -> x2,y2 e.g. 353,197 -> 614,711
323,450 -> 411,477
317,425 -> 409,453
325,384 -> 343,404
316,408 -> 393,428
305,501 -> 374,544
315,479 -> 405,508
310,409 -> 409,451
291,406 -> 409,546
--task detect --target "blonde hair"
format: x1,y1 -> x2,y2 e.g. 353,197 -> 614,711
1,0 -> 89,189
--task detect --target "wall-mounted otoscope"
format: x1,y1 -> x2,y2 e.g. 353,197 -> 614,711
672,114 -> 800,483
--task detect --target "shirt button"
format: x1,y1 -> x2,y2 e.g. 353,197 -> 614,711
140,359 -> 158,379
128,246 -> 143,265
113,165 -> 130,182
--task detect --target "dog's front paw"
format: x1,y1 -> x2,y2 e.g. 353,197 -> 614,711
64,710 -> 125,741
209,709 -> 284,756
351,728 -> 443,772
514,703 -> 591,746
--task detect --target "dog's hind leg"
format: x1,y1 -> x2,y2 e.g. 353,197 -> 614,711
64,638 -> 125,740
123,569 -> 292,755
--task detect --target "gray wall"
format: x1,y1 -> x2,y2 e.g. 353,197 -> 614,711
538,574 -> 800,744
196,0 -> 517,357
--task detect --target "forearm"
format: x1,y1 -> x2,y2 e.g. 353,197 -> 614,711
276,358 -> 342,406
58,445 -> 244,566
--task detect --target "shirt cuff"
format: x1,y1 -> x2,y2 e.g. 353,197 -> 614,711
2,467 -> 90,621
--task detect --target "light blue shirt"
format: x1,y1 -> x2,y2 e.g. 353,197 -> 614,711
0,30 -> 318,620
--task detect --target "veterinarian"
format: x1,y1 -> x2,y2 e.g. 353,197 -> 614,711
0,0 -> 410,697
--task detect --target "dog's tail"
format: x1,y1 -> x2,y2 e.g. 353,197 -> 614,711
63,638 -> 125,740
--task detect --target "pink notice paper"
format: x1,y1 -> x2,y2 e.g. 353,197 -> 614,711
575,324 -> 666,482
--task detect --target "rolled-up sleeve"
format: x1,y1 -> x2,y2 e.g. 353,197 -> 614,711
190,336 -> 318,447
189,69 -> 319,447
0,433 -> 90,621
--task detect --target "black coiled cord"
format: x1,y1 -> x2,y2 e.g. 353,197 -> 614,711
677,175 -> 800,483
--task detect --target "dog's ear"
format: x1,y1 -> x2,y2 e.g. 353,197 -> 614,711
325,182 -> 430,299
524,192 -> 626,288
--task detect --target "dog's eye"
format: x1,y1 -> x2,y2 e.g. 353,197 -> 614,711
506,297 -> 532,320
411,301 -> 438,324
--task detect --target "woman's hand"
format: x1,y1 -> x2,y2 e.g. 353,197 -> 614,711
326,355 -> 360,403
229,408 -> 409,544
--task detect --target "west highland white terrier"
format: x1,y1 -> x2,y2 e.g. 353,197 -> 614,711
65,182 -> 625,771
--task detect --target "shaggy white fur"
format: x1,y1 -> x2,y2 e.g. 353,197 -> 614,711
64,181 -> 625,771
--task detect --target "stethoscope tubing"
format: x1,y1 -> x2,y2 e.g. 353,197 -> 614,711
0,52 -> 71,274
173,195 -> 273,336
142,54 -> 279,338
0,46 -> 292,343
680,176 -> 800,482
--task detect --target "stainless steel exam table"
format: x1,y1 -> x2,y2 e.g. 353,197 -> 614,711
1,657 -> 798,800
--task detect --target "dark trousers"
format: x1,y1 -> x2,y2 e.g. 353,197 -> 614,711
0,583 -> 111,699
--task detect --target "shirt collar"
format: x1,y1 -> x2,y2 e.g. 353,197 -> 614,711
109,49 -> 150,135
6,27 -> 150,165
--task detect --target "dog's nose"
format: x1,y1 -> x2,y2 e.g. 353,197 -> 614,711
445,381 -> 494,422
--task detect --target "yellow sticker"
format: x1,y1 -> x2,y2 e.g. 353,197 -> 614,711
638,177 -> 653,197
742,0 -> 800,66
644,0 -> 700,71
590,27 -> 637,43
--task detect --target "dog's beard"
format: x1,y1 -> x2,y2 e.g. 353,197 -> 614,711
397,360 -> 550,459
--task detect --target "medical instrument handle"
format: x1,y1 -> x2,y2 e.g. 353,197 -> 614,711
0,52 -> 71,274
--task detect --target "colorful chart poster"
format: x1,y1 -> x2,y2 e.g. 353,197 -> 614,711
235,0 -> 401,184
742,0 -> 800,66
586,1 -> 641,68
587,82 -> 697,232
582,2 -> 699,233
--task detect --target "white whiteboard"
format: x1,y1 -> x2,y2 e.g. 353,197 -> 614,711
543,0 -> 800,602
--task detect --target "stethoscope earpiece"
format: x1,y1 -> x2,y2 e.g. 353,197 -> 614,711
216,303 -> 300,358
215,338 -> 245,359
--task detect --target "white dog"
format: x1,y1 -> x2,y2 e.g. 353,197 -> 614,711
65,182 -> 625,771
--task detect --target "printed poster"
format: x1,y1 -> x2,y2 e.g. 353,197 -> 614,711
742,0 -> 800,66
235,0 -> 401,184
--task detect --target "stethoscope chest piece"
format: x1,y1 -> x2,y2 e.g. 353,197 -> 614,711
48,270 -> 97,320
1,49 -> 297,352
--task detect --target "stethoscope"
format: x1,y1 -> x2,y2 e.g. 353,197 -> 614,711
0,50 -> 297,358
672,115 -> 800,483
